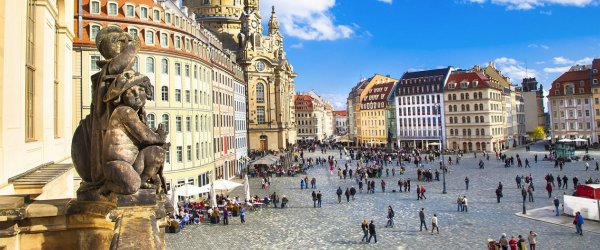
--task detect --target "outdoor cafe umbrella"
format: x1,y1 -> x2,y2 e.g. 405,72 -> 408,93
573,138 -> 588,142
209,182 -> 217,208
559,138 -> 574,142
174,183 -> 204,197
212,179 -> 243,192
244,174 -> 251,202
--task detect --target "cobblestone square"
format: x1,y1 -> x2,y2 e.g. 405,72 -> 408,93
166,143 -> 600,249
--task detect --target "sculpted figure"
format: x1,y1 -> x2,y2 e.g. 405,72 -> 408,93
101,73 -> 168,195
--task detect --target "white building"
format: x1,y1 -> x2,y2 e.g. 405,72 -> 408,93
234,77 -> 248,177
334,111 -> 348,135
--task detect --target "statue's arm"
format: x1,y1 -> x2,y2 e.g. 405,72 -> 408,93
107,38 -> 140,75
121,108 -> 165,145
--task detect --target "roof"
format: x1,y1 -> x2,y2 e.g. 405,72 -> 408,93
361,81 -> 396,109
402,68 -> 451,80
547,60 -> 599,97
395,67 -> 451,96
334,110 -> 347,116
445,70 -> 497,91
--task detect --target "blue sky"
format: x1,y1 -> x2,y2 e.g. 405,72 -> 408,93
259,0 -> 600,109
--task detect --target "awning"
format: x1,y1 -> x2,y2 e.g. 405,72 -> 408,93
250,154 -> 279,166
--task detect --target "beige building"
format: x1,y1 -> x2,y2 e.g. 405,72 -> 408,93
520,77 -> 545,133
72,0 -> 237,195
0,0 -> 75,199
294,94 -> 323,141
357,75 -> 398,146
445,68 -> 505,152
188,0 -> 297,151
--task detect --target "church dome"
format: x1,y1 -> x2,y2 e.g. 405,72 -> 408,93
183,0 -> 245,21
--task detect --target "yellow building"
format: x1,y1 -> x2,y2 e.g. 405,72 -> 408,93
0,0 -> 75,199
356,75 -> 397,146
187,0 -> 297,151
72,0 -> 224,196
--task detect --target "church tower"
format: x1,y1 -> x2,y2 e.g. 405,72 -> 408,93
182,0 -> 246,49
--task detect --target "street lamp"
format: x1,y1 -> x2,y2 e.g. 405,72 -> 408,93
436,103 -> 447,194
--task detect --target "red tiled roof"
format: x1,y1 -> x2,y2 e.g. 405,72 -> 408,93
548,68 -> 593,97
334,110 -> 347,116
445,71 -> 494,91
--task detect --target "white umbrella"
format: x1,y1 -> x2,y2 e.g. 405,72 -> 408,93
429,142 -> 441,146
211,179 -> 243,192
209,182 -> 217,208
174,183 -> 204,197
244,174 -> 251,202
573,138 -> 587,142
559,138 -> 573,142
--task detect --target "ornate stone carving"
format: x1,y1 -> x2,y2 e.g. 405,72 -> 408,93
72,27 -> 168,197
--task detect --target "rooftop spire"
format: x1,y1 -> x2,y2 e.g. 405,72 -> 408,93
268,6 -> 280,34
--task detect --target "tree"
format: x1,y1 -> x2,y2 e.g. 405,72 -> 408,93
530,126 -> 546,141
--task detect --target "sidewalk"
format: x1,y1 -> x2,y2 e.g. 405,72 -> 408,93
515,206 -> 600,234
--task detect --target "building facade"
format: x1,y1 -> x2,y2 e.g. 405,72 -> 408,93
188,0 -> 297,151
347,77 -> 370,145
234,73 -> 248,177
0,0 -> 75,198
357,75 -> 398,146
521,77 -> 545,133
72,0 -> 241,194
394,68 -> 452,149
294,94 -> 322,141
548,60 -> 599,143
445,68 -> 505,152
333,111 -> 348,135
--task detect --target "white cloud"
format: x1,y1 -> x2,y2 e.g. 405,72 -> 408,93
552,56 -> 594,65
543,66 -> 571,73
493,57 -> 537,81
467,0 -> 598,10
290,43 -> 304,49
262,0 -> 354,41
376,0 -> 393,4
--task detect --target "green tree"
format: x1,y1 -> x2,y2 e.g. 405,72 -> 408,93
530,126 -> 546,141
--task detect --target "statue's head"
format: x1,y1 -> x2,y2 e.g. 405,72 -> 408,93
104,72 -> 152,110
95,26 -> 133,60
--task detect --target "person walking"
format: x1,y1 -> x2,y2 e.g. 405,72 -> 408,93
350,186 -> 356,200
457,195 -> 463,211
336,187 -> 343,204
574,211 -> 584,235
223,207 -> 229,225
361,219 -> 369,242
312,191 -> 317,208
416,185 -> 421,200
431,214 -> 439,234
240,206 -> 246,224
496,187 -> 503,203
311,177 -> 316,189
345,188 -> 351,203
300,179 -> 305,190
527,231 -> 538,250
465,176 -> 470,190
499,233 -> 509,250
385,206 -> 395,228
509,236 -> 517,250
419,208 -> 428,231
553,197 -> 560,216
420,185 -> 427,199
381,179 -> 386,193
546,182 -> 553,198
528,184 -> 534,202
525,158 -> 530,168
462,196 -> 469,212
316,191 -> 322,208
562,175 -> 568,190
367,220 -> 377,243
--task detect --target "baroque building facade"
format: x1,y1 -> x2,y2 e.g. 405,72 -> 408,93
187,0 -> 297,151
0,0 -> 75,198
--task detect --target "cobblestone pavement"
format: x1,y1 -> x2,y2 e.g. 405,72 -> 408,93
166,142 -> 600,249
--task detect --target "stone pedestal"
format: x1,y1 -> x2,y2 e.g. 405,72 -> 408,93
0,190 -> 169,250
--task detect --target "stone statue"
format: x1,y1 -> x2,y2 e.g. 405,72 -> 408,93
72,27 -> 168,197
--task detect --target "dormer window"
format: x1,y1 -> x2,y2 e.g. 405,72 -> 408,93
473,80 -> 478,88
153,9 -> 160,21
460,81 -> 468,88
107,2 -> 118,16
140,6 -> 148,19
565,84 -> 574,95
125,4 -> 135,17
448,83 -> 455,89
90,0 -> 100,14
165,13 -> 171,23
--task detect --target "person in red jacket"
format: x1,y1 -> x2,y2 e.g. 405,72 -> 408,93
508,235 -> 518,250
546,182 -> 553,198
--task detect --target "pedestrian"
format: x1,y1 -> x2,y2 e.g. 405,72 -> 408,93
574,211 -> 584,235
311,177 -> 316,189
345,188 -> 350,203
317,191 -> 322,208
528,231 -> 537,250
563,175 -> 568,189
386,206 -> 395,228
508,236 -> 517,250
281,195 -> 288,208
431,214 -> 439,234
419,208 -> 428,231
272,192 -> 279,208
416,185 -> 421,200
553,197 -> 560,216
300,179 -> 305,190
223,207 -> 229,225
573,176 -> 579,188
361,219 -> 369,242
312,191 -> 317,208
546,182 -> 553,198
586,162 -> 589,171
596,161 -> 599,171
240,205 -> 246,224
336,187 -> 343,204
350,186 -> 356,200
465,176 -> 470,190
496,187 -> 503,203
420,185 -> 426,199
457,195 -> 463,211
381,179 -> 386,193
367,220 -> 377,243
517,235 -> 527,250
462,196 -> 468,212
527,184 -> 534,202
499,233 -> 509,250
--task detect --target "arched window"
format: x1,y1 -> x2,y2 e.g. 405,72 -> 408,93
476,129 -> 480,136
480,116 -> 484,123
145,30 -> 155,45
474,104 -> 478,111
465,93 -> 470,99
463,129 -> 466,135
461,104 -> 465,111
467,116 -> 471,123
447,94 -> 452,101
256,83 -> 265,103
161,58 -> 169,74
479,103 -> 483,111
466,105 -> 470,111
162,114 -> 170,132
90,24 -> 101,40
478,92 -> 483,99
481,129 -> 485,136
460,93 -> 464,100
147,114 -> 156,129
161,86 -> 169,101
146,57 -> 155,73
449,106 -> 453,112
452,94 -> 456,100
462,117 -> 466,123
468,129 -> 472,136
475,116 -> 479,123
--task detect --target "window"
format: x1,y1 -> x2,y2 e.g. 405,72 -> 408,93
256,83 -> 265,103
132,57 -> 139,72
565,84 -> 574,95
588,122 -> 592,129
153,9 -> 160,21
166,13 -> 171,23
175,89 -> 181,102
90,0 -> 100,14
594,79 -> 598,84
125,4 -> 135,17
257,107 -> 265,124
146,57 -> 155,73
175,63 -> 181,76
187,145 -> 192,161
145,30 -> 154,44
195,115 -> 199,131
108,2 -> 118,15
128,28 -> 138,38
162,114 -> 170,132
174,36 -> 181,49
147,114 -> 156,129
176,116 -> 182,132
161,86 -> 169,101
161,58 -> 168,74
185,64 -> 190,77
176,146 -> 183,162
196,143 -> 200,160
160,33 -> 168,47
186,116 -> 191,132
90,24 -> 101,40
90,55 -> 101,71
185,90 -> 190,103
26,0 -> 36,141
586,110 -> 591,117
140,7 -> 148,19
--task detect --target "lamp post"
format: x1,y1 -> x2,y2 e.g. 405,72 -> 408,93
437,103 -> 447,194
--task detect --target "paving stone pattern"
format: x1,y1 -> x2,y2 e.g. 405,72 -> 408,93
166,142 -> 600,249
